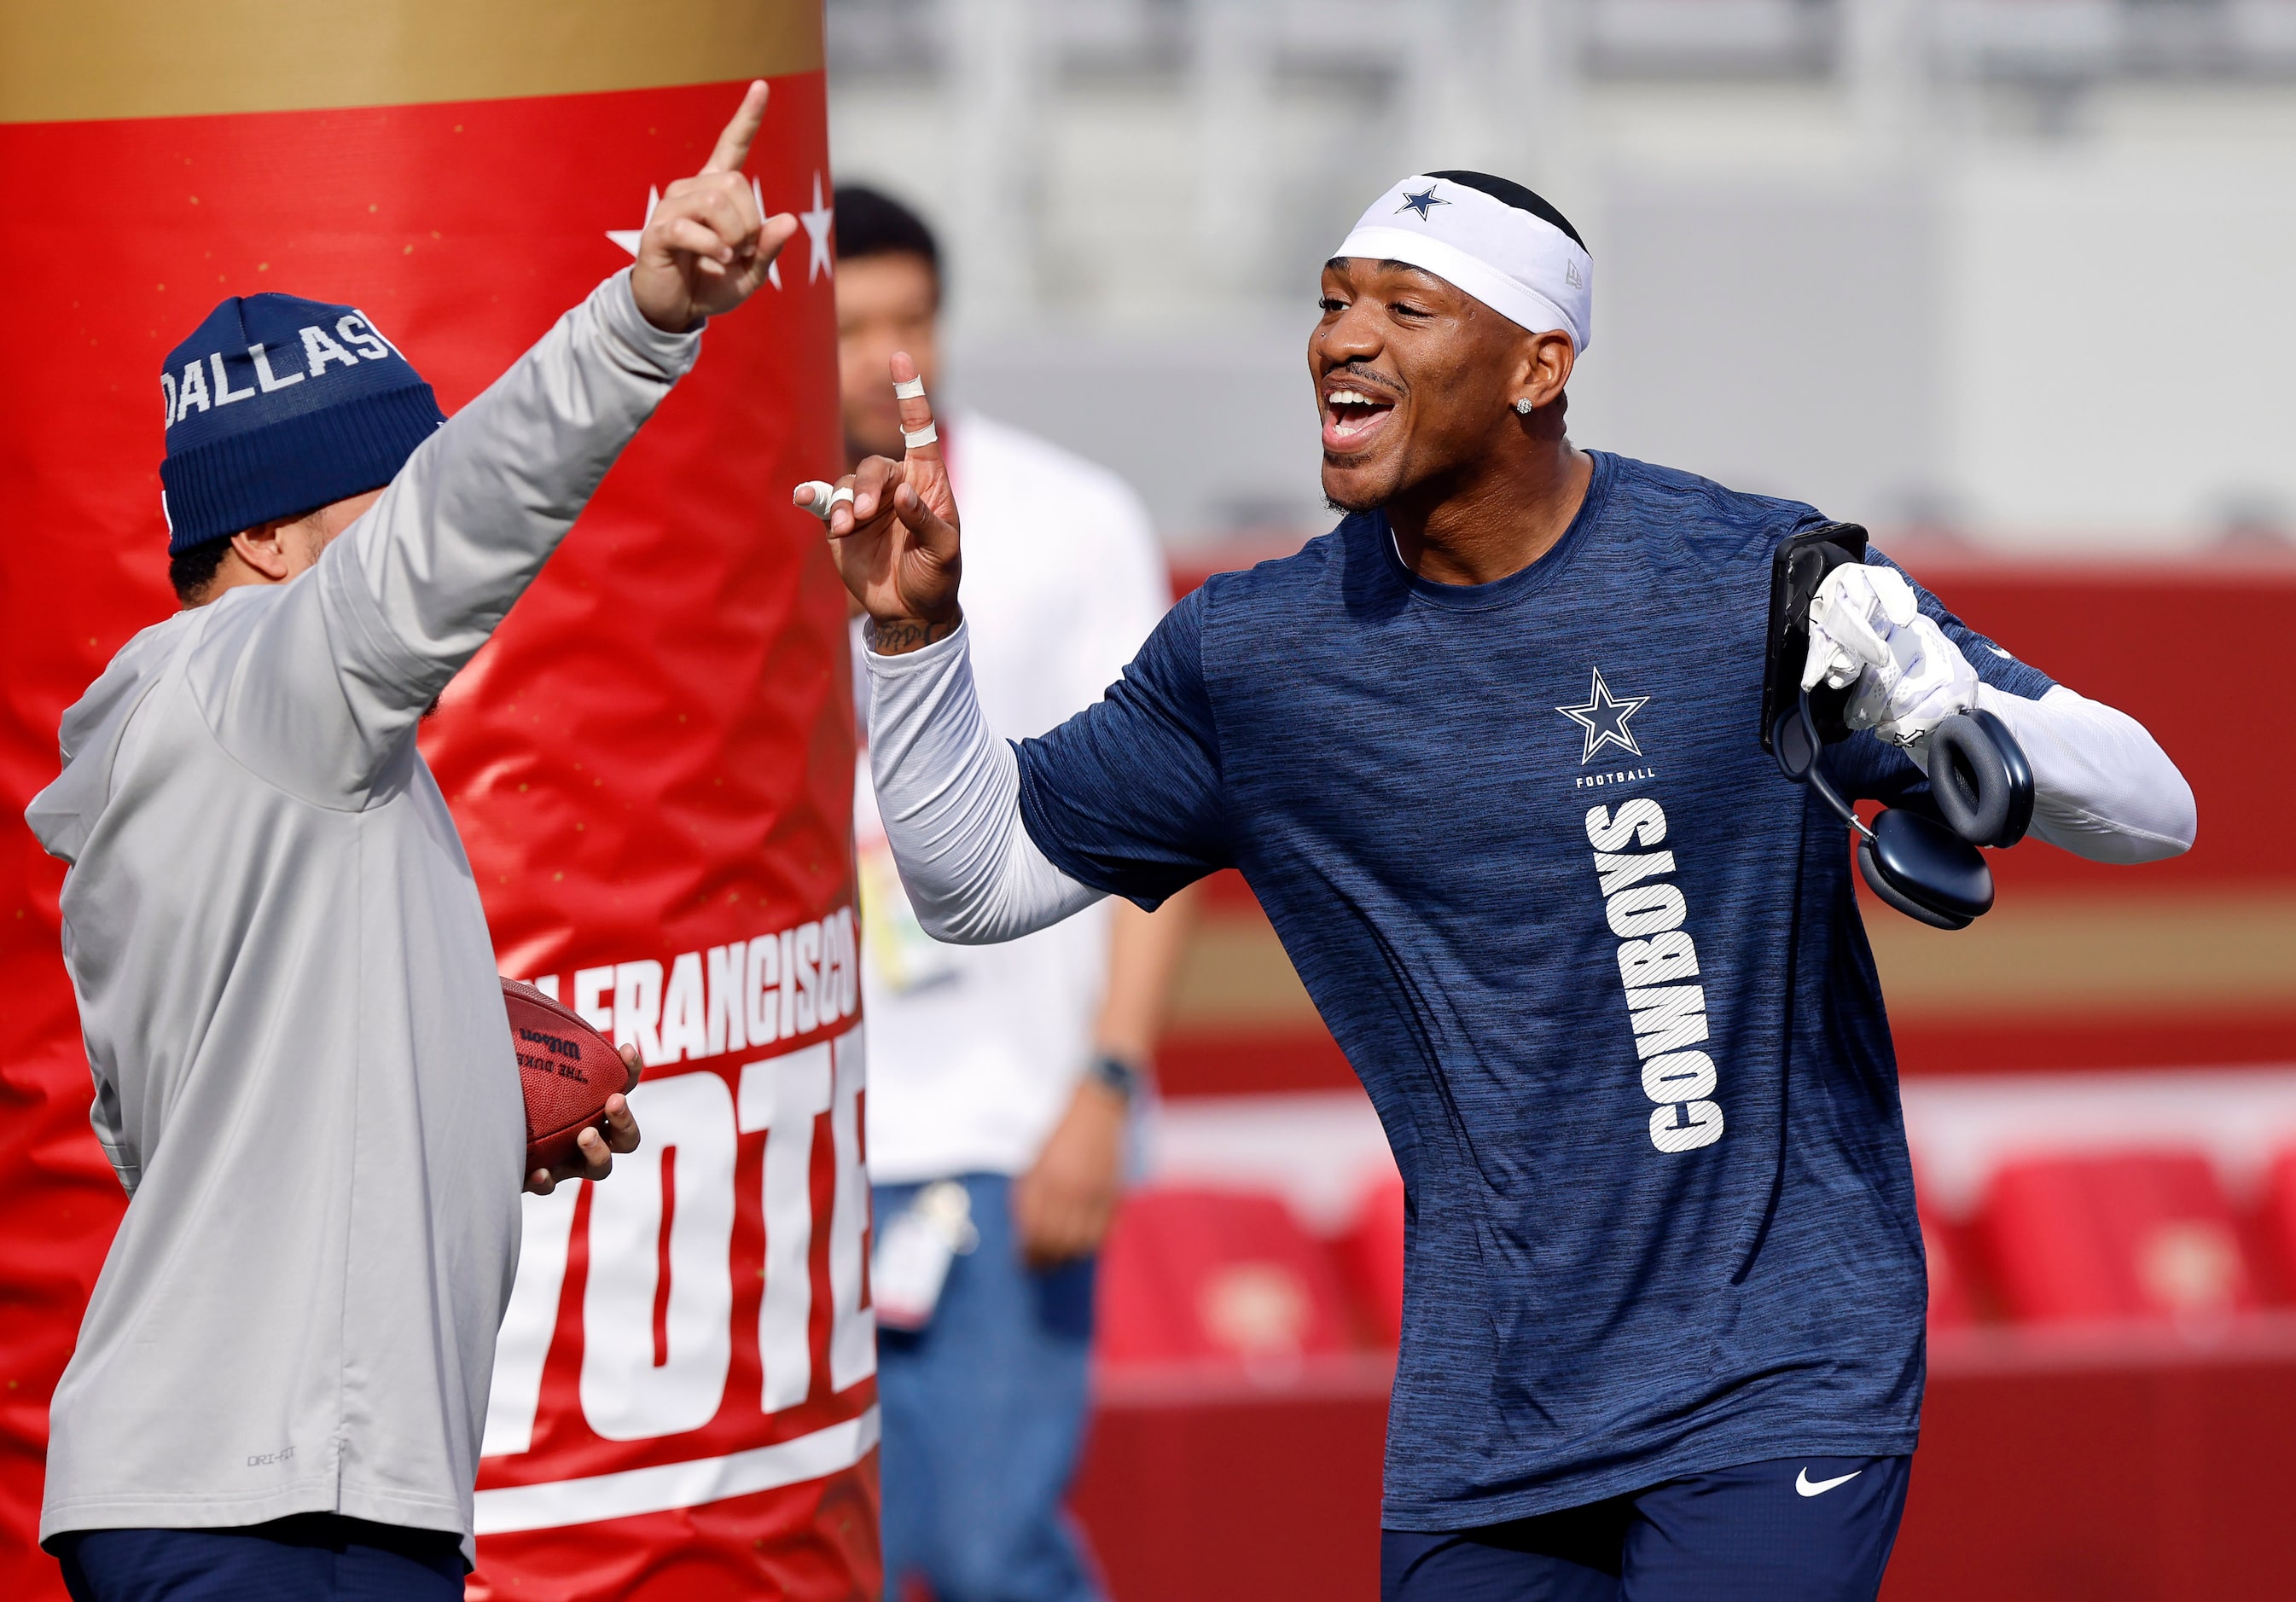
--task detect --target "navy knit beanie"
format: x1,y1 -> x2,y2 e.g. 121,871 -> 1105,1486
158,295 -> 445,553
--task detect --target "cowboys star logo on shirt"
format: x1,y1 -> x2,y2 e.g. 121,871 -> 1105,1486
1557,667 -> 1649,763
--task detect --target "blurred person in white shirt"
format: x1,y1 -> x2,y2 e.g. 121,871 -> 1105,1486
834,185 -> 1190,1602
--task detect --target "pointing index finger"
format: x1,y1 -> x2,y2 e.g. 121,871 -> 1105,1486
701,80 -> 770,175
889,351 -> 941,463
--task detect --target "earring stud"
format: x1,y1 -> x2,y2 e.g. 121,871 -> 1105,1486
1514,398 -> 1534,415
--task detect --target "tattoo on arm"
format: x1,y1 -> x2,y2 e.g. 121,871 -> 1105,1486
869,614 -> 963,655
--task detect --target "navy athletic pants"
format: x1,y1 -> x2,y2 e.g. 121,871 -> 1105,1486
1381,1455 -> 1910,1602
55,1515 -> 464,1602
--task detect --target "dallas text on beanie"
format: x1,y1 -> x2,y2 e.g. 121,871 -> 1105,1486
158,293 -> 446,552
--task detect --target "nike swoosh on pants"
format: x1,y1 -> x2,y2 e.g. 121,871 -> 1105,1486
1795,1467 -> 1863,1497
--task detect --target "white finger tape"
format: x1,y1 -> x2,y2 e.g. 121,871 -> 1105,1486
892,376 -> 927,400
794,482 -> 856,522
902,421 -> 939,450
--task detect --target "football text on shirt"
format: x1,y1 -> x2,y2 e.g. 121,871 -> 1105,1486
1584,798 -> 1725,1153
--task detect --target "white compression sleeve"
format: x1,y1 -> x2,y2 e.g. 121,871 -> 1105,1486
1975,682 -> 2196,864
863,619 -> 1106,943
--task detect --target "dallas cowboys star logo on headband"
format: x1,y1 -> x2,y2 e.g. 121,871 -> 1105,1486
1396,185 -> 1449,221
1557,668 -> 1648,763
1337,170 -> 1593,351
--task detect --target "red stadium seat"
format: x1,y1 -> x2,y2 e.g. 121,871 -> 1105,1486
1096,1187 -> 1354,1366
1333,1172 -> 1406,1348
2258,1147 -> 2296,1301
1920,1203 -> 1977,1331
1910,1161 -> 1977,1330
1979,1151 -> 2258,1324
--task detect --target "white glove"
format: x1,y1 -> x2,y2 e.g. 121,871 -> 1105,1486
1801,563 -> 1978,756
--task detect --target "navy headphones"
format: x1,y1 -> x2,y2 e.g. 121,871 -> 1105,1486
1758,525 -> 2034,930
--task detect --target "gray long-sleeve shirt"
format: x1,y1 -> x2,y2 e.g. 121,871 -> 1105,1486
26,271 -> 698,1556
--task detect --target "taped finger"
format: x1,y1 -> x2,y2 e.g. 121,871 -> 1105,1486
793,481 -> 857,522
886,352 -> 941,460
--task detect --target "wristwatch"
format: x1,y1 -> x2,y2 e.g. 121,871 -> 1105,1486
1085,1052 -> 1150,1104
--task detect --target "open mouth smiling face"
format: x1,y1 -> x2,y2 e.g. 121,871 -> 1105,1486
1322,373 -> 1399,456
1313,257 -> 1450,507
1311,253 -> 1563,515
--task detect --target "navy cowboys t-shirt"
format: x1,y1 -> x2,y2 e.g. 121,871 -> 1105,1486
1012,451 -> 2055,1529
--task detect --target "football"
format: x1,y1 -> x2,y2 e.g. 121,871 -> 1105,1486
502,977 -> 637,1175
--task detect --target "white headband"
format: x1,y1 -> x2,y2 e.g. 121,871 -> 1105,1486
1335,173 -> 1593,352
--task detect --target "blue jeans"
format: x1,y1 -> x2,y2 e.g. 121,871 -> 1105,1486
1381,1455 -> 1910,1601
874,1173 -> 1102,1602
55,1515 -> 464,1602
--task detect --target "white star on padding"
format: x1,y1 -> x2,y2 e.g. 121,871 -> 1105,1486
607,188 -> 658,256
799,171 -> 834,282
1556,667 -> 1651,764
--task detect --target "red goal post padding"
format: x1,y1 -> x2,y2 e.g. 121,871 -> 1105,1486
0,6 -> 875,1597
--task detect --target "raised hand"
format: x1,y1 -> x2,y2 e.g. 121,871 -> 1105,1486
796,351 -> 963,653
631,80 -> 800,333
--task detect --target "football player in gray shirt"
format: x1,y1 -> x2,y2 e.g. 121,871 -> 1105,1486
26,83 -> 792,1602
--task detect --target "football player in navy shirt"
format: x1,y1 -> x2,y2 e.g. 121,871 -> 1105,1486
799,172 -> 2194,1601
